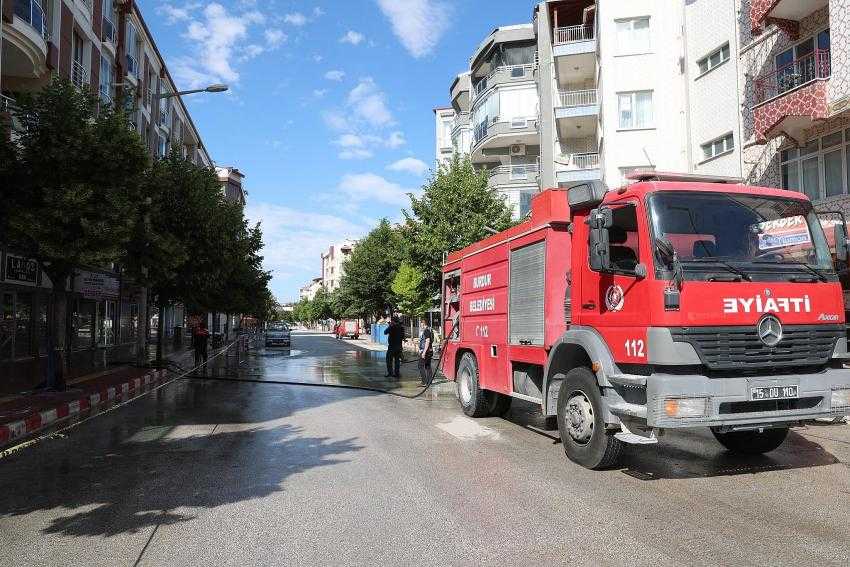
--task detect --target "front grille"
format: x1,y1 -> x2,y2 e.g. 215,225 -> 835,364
719,397 -> 823,414
671,325 -> 842,371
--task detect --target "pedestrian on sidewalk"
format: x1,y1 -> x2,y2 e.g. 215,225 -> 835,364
384,315 -> 404,378
193,321 -> 211,373
418,317 -> 434,386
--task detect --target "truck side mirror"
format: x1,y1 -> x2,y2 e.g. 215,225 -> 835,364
835,224 -> 849,262
655,237 -> 675,266
587,208 -> 613,271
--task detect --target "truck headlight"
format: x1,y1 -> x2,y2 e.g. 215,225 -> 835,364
831,389 -> 850,409
664,397 -> 709,418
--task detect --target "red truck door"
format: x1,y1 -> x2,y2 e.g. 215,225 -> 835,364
578,199 -> 651,365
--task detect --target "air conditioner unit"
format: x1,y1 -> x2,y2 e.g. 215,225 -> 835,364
511,118 -> 528,129
510,144 -> 526,157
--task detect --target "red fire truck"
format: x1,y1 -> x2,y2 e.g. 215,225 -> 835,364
441,173 -> 850,469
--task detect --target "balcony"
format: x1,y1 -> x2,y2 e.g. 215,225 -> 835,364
750,0 -> 827,36
472,116 -> 538,161
553,24 -> 596,59
487,163 -> 540,188
5,0 -> 50,80
450,72 -> 471,113
451,112 -> 470,135
555,152 -> 601,184
752,49 -> 830,143
555,88 -> 598,140
472,64 -> 534,102
71,60 -> 88,89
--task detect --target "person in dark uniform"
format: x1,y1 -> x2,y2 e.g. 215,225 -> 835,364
384,315 -> 404,378
418,317 -> 434,386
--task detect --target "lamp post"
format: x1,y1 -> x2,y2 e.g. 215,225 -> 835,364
156,84 -> 229,99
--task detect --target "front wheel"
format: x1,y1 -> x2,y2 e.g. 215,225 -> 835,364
710,427 -> 789,455
556,367 -> 623,470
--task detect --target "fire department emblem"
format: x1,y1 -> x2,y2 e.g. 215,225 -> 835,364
605,284 -> 625,312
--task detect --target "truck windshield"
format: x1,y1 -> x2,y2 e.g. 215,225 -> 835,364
647,191 -> 834,276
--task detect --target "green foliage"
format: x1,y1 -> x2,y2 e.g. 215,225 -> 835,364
2,78 -> 149,284
391,262 -> 430,318
308,287 -> 334,321
337,219 -> 404,319
403,155 -> 514,294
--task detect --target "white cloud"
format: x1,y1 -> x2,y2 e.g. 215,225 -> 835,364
313,89 -> 328,98
313,54 -> 324,63
386,131 -> 406,148
264,28 -> 287,47
348,78 -> 393,127
335,134 -> 365,147
324,70 -> 345,82
338,173 -> 413,206
340,30 -> 365,45
376,0 -> 451,58
240,44 -> 265,60
245,202 -> 371,299
323,110 -> 350,132
387,157 -> 428,176
159,3 -> 199,24
339,148 -> 374,160
313,7 -> 325,18
284,12 -> 307,26
171,3 -> 267,88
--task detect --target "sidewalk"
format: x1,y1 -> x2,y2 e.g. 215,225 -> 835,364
0,345 -> 197,449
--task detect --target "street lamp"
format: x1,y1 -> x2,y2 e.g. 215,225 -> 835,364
156,84 -> 229,99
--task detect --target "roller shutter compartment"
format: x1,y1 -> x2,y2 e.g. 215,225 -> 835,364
509,241 -> 545,345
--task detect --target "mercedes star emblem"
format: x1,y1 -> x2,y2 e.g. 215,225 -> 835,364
757,315 -> 783,347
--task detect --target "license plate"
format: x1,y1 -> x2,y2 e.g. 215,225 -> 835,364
750,385 -> 798,401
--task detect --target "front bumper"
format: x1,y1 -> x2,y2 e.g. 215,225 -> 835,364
645,367 -> 850,428
266,337 -> 291,346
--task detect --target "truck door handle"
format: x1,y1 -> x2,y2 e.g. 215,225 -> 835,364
582,301 -> 596,310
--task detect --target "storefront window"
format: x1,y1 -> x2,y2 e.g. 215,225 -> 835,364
37,298 -> 49,356
1,293 -> 14,360
130,303 -> 139,340
99,300 -> 117,346
74,300 -> 96,350
15,293 -> 32,358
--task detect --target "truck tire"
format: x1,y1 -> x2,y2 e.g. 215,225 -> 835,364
710,427 -> 789,455
556,368 -> 624,470
456,353 -> 492,418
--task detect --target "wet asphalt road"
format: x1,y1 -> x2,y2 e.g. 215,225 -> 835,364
2,330 -> 850,566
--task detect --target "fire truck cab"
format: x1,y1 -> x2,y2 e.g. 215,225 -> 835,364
441,173 -> 850,469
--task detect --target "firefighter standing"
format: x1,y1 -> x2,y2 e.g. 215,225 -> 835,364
384,316 -> 404,378
418,317 -> 434,386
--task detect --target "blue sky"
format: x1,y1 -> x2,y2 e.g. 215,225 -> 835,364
139,0 -> 533,302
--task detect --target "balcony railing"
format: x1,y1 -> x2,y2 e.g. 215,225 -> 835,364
754,49 -> 830,104
488,163 -> 539,182
557,88 -> 597,108
560,152 -> 600,169
71,60 -> 88,88
554,24 -> 594,45
1,94 -> 17,113
159,108 -> 170,128
102,16 -> 117,44
81,0 -> 93,14
473,116 -> 537,146
14,0 -> 50,41
126,54 -> 139,78
472,64 -> 534,99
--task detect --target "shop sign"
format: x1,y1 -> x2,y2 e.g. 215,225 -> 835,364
4,255 -> 38,285
74,271 -> 120,300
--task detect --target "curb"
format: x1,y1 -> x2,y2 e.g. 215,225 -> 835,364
0,369 -> 168,448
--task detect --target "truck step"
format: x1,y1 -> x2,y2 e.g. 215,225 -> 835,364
614,431 -> 658,445
609,374 -> 647,387
608,402 -> 647,419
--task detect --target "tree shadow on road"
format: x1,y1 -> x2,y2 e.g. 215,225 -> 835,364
0,374 -> 367,539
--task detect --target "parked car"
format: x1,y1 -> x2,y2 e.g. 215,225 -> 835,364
335,319 -> 360,340
265,322 -> 291,348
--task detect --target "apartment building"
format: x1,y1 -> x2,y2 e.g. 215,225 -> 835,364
321,239 -> 357,292
740,0 -> 850,214
0,0 -> 214,393
216,166 -> 246,206
434,106 -> 455,167
299,277 -> 323,302
437,0 -> 749,218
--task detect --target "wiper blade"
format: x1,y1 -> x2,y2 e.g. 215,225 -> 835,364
684,258 -> 752,281
752,259 -> 828,282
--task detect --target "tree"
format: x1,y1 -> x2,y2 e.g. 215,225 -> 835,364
391,262 -> 430,320
403,156 -> 514,295
1,79 -> 149,385
337,220 -> 404,319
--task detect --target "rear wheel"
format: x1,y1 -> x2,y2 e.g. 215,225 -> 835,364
456,353 -> 492,418
710,427 -> 789,455
556,367 -> 623,470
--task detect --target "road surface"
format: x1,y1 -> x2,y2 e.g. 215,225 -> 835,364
1,331 -> 849,566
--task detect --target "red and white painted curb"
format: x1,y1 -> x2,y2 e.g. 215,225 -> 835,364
0,369 -> 168,447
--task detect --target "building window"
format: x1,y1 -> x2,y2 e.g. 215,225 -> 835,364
519,190 -> 535,218
697,43 -> 730,75
701,132 -> 734,161
99,55 -> 112,104
126,22 -> 140,78
157,135 -> 168,158
617,91 -> 653,129
616,17 -> 650,55
775,28 -> 830,96
780,128 -> 850,202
